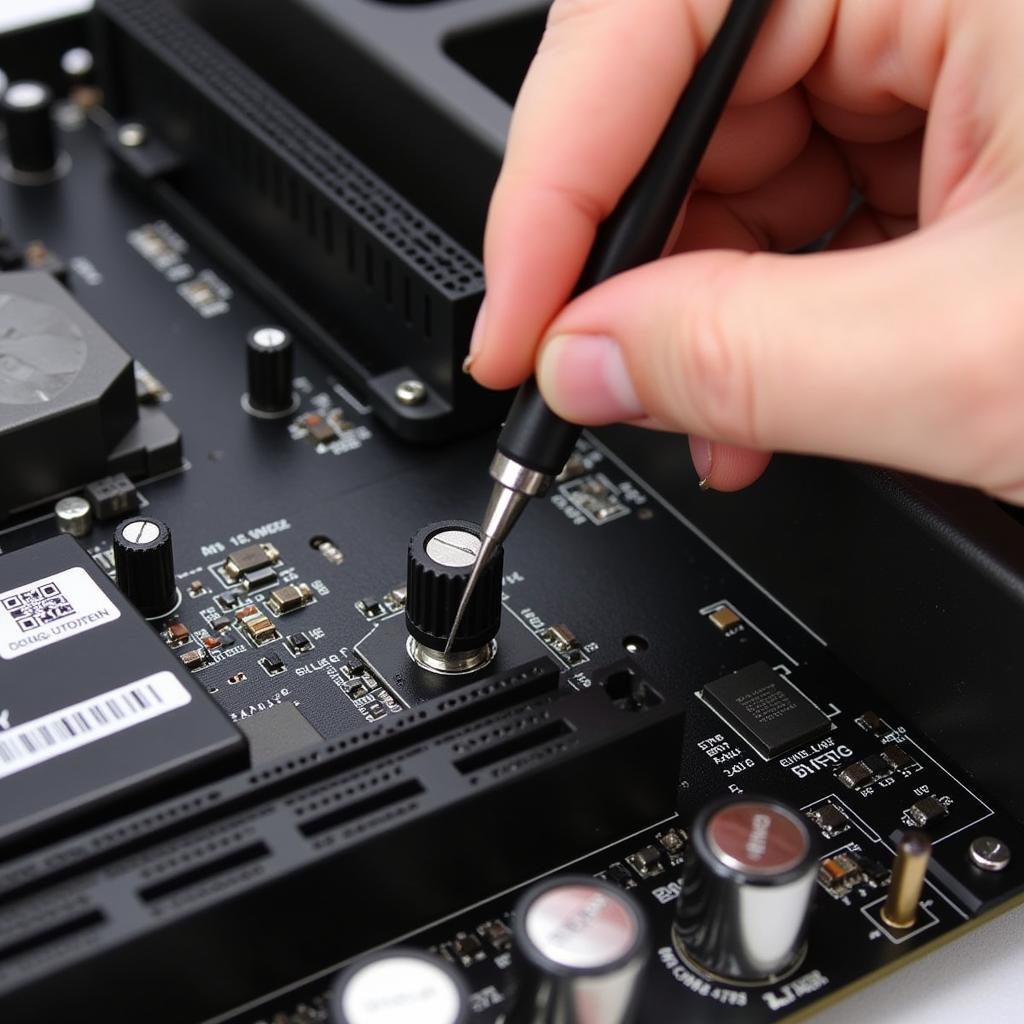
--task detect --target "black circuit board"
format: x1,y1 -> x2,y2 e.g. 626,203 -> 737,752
1,104 -> 1023,1024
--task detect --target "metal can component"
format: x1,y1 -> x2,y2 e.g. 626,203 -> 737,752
54,495 -> 93,538
506,876 -> 648,1024
329,948 -> 469,1024
674,797 -> 817,981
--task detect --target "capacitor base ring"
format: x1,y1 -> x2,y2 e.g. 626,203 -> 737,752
240,391 -> 300,419
407,635 -> 496,675
670,926 -> 807,989
0,151 -> 72,186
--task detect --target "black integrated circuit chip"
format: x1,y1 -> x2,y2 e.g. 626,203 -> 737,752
703,661 -> 831,757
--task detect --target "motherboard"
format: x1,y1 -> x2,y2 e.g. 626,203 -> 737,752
0,5 -> 1022,1023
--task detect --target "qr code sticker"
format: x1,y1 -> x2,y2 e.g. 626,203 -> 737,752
2,582 -> 76,633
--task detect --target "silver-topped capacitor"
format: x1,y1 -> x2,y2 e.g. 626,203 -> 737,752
1,80 -> 67,184
54,495 -> 93,538
329,948 -> 469,1024
674,797 -> 817,982
243,325 -> 298,418
506,875 -> 648,1024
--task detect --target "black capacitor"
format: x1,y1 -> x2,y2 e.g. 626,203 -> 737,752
329,948 -> 470,1024
505,875 -> 649,1024
244,326 -> 296,416
406,520 -> 503,656
674,796 -> 817,981
2,80 -> 58,178
112,516 -> 178,619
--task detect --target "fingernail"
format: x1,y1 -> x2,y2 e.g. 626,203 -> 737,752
468,298 -> 487,358
461,353 -> 475,374
537,334 -> 644,423
689,435 -> 713,489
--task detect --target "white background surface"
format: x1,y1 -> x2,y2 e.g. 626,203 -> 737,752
1,0 -> 1022,1020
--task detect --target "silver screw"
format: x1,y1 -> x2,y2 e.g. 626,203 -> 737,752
118,122 -> 148,148
395,379 -> 427,406
969,836 -> 1011,872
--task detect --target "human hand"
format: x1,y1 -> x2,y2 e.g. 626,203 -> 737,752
466,0 -> 1024,503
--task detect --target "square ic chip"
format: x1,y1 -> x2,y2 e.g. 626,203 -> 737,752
703,662 -> 831,757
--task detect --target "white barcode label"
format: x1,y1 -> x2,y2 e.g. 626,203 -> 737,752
0,671 -> 191,779
0,566 -> 121,660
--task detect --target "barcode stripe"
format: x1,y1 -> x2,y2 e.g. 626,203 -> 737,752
0,673 -> 191,780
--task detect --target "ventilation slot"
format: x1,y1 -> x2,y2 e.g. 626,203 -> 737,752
454,720 -> 573,775
139,842 -> 270,902
299,780 -> 424,838
0,910 -> 105,961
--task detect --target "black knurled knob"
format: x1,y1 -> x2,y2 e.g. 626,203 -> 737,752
112,516 -> 177,619
2,80 -> 57,177
245,325 -> 296,416
406,520 -> 503,654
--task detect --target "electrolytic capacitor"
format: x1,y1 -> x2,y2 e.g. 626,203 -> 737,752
243,325 -> 298,417
2,80 -> 62,182
405,520 -> 503,674
112,516 -> 179,619
329,948 -> 470,1024
505,875 -> 649,1024
674,796 -> 817,981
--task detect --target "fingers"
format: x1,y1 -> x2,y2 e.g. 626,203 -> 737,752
534,210 -> 1024,494
676,130 -> 851,254
689,435 -> 773,491
469,0 -> 836,390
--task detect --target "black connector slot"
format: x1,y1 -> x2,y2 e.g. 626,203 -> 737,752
0,910 -> 105,961
0,659 -> 559,909
139,842 -> 270,902
298,780 -> 425,839
453,720 -> 574,775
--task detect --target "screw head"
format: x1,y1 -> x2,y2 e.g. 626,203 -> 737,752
395,379 -> 427,406
117,122 -> 148,148
969,836 -> 1011,872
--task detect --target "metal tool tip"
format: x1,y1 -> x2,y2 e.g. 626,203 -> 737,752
443,535 -> 496,656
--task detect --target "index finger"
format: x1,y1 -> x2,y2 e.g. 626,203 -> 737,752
469,0 -> 837,390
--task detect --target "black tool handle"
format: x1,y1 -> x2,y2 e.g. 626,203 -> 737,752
497,0 -> 773,476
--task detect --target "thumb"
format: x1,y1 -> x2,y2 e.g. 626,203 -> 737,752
535,215 -> 1024,498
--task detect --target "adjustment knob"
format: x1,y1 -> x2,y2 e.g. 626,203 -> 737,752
329,948 -> 470,1024
244,326 -> 297,417
506,876 -> 648,1024
2,80 -> 60,181
112,517 -> 178,619
674,796 -> 817,981
405,520 -> 502,673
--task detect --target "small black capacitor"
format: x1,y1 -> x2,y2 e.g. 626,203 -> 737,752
112,517 -> 178,619
2,80 -> 58,179
244,326 -> 297,417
